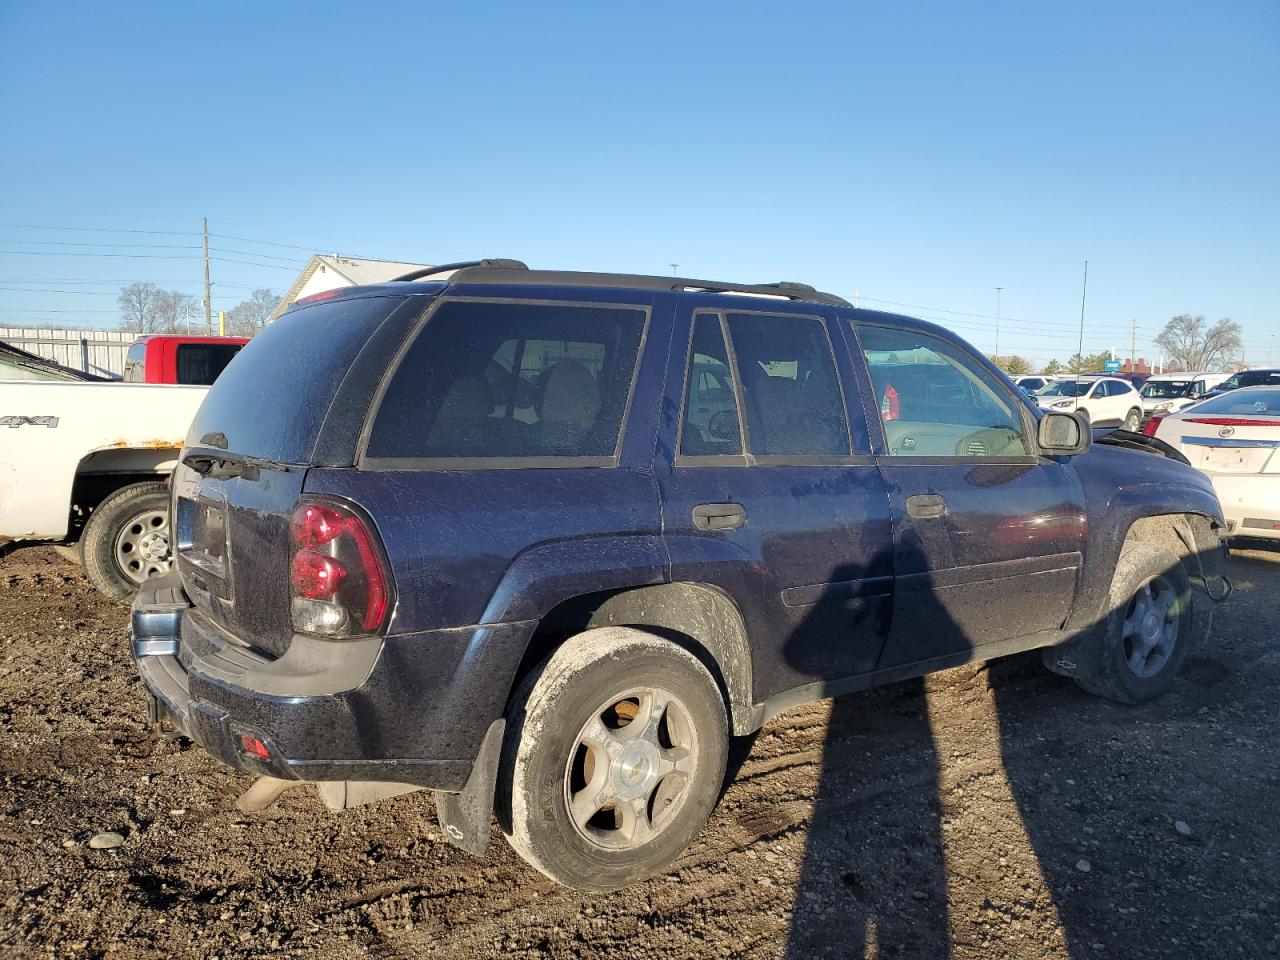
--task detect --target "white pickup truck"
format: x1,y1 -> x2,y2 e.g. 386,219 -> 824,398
1,381 -> 208,601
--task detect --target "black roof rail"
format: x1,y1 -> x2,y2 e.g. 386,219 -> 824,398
430,263 -> 850,307
393,259 -> 529,282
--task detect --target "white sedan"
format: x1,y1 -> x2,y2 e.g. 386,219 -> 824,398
1150,385 -> 1280,540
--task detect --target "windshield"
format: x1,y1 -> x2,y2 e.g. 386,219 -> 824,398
1141,380 -> 1192,399
1192,389 -> 1280,415
1039,380 -> 1090,398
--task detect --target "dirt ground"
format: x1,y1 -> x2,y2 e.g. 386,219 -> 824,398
1,545 -> 1278,960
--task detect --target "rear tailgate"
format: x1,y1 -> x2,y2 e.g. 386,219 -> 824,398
1173,415 -> 1280,475
173,460 -> 307,657
171,291 -> 422,656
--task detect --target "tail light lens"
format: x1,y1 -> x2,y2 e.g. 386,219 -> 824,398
1141,413 -> 1166,437
289,500 -> 392,638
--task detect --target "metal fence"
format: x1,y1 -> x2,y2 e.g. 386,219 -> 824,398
0,327 -> 132,379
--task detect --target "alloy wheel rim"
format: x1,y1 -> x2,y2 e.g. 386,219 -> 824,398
113,508 -> 171,585
563,686 -> 698,851
1120,576 -> 1179,678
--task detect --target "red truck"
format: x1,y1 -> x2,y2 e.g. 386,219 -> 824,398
121,335 -> 249,385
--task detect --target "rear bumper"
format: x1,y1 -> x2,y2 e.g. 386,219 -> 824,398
1210,473 -> 1280,539
131,570 -> 535,791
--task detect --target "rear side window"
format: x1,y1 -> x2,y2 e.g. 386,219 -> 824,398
187,296 -> 407,462
724,313 -> 850,457
679,314 -> 743,457
365,300 -> 647,462
176,343 -> 243,385
123,343 -> 145,382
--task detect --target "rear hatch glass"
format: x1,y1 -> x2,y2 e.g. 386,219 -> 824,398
186,295 -> 408,463
178,294 -> 408,655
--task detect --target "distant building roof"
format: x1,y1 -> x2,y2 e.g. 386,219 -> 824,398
270,255 -> 432,322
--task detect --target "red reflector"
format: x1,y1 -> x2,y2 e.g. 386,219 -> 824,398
1184,417 -> 1279,427
290,549 -> 348,599
239,735 -> 271,761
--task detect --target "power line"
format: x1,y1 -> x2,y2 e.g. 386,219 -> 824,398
0,222 -> 200,236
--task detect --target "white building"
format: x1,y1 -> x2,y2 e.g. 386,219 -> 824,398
270,255 -> 433,322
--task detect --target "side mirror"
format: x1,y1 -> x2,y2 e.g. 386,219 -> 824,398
1038,410 -> 1091,456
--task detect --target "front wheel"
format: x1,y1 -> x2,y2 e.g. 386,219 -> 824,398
1071,543 -> 1194,704
497,627 -> 729,891
80,481 -> 172,604
1123,407 -> 1142,431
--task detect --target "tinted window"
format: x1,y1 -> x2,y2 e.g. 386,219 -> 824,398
176,343 -> 243,385
679,314 -> 742,457
187,295 -> 407,462
860,325 -> 1029,457
367,300 -> 646,461
724,313 -> 849,457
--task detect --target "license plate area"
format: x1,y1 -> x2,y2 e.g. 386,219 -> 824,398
176,485 -> 233,600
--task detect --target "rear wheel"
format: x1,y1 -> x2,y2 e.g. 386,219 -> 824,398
81,481 -> 172,604
497,627 -> 729,891
1071,543 -> 1194,704
1123,407 -> 1142,431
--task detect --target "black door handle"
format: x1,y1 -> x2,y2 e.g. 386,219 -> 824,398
906,494 -> 948,519
693,502 -> 746,531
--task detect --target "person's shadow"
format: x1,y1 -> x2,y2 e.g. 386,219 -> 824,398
780,555 -> 958,958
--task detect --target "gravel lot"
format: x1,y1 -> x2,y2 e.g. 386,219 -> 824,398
2,544 -> 1278,959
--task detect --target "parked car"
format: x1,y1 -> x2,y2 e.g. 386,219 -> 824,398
1036,375 -> 1143,429
1202,368 -> 1280,401
131,260 -> 1228,891
1149,385 -> 1280,540
0,380 -> 210,599
122,335 -> 249,385
1139,371 -> 1230,417
1012,374 -> 1058,394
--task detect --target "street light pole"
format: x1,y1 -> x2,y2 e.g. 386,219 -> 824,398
1076,261 -> 1089,374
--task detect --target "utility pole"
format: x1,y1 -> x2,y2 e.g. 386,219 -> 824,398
670,263 -> 679,277
1076,261 -> 1088,375
1130,318 -> 1137,373
994,287 -> 1003,357
202,217 -> 212,333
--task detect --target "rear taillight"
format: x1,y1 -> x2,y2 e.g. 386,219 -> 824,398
1184,417 -> 1279,427
289,500 -> 392,638
1141,413 -> 1166,437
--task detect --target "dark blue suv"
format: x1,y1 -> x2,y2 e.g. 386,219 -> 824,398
132,260 -> 1228,890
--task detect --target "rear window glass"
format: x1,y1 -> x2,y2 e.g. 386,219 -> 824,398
1193,389 -> 1280,415
176,342 -> 243,385
187,296 -> 406,462
366,300 -> 647,462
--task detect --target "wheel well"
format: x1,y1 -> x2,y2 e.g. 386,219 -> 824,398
509,582 -> 758,735
1122,512 -> 1223,586
67,471 -> 170,544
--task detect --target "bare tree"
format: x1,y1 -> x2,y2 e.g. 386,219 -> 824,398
1154,315 -> 1242,372
117,282 -> 163,334
153,290 -> 196,335
224,288 -> 281,337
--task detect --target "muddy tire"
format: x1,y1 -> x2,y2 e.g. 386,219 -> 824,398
1071,543 -> 1194,704
81,481 -> 172,604
496,627 -> 728,891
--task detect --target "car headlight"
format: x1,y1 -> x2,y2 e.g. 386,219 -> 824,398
1052,400 -> 1073,408
1154,401 -> 1173,411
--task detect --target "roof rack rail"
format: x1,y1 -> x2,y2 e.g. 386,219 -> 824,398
393,259 -> 528,282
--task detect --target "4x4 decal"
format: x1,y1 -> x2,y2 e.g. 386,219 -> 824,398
1,415 -> 59,428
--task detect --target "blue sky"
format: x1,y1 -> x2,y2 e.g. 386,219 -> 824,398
1,1 -> 1277,368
